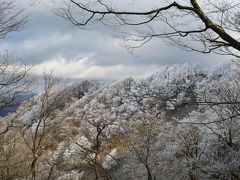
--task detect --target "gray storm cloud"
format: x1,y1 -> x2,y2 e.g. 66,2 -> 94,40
0,0 -> 229,79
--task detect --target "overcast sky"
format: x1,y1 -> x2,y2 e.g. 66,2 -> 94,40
0,1 -> 230,80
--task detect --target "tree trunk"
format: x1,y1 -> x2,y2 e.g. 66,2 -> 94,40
31,158 -> 37,180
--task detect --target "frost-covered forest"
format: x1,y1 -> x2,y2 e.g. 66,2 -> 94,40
1,63 -> 240,179
1,0 -> 240,179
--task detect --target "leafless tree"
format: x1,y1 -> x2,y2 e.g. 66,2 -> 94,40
0,0 -> 28,39
0,0 -> 30,134
0,0 -> 30,112
54,0 -> 239,57
0,129 -> 30,179
0,53 -> 32,111
122,113 -> 160,180
20,72 -> 68,180
0,53 -> 32,136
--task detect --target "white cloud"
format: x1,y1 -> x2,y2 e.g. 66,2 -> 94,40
31,56 -> 160,79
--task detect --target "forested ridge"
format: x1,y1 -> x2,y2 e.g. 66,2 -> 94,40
0,0 -> 240,179
1,63 -> 240,179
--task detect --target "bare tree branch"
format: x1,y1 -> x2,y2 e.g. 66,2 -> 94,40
53,0 -> 240,57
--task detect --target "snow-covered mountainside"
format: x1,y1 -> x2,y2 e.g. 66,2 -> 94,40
1,63 -> 240,179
